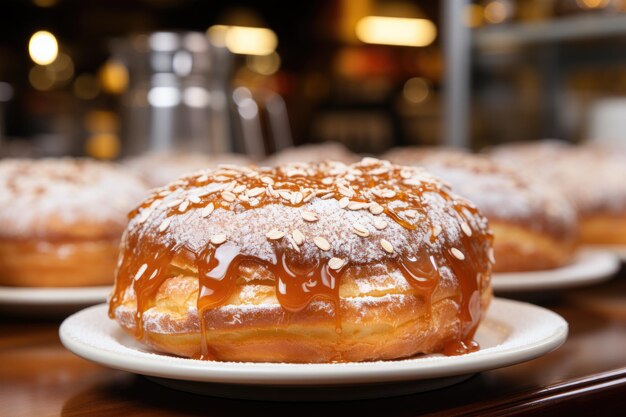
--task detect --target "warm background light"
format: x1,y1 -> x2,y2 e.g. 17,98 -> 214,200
99,60 -> 129,94
28,30 -> 58,65
208,25 -> 278,55
355,16 -> 436,47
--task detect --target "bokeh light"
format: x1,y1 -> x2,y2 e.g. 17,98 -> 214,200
28,31 -> 58,65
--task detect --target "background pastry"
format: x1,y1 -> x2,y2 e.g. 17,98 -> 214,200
491,141 -> 626,246
384,148 -> 578,272
0,158 -> 148,287
125,152 -> 253,188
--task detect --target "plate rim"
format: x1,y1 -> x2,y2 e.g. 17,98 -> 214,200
0,285 -> 111,305
492,248 -> 620,292
59,298 -> 568,386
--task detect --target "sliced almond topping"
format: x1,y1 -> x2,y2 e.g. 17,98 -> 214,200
313,236 -> 331,251
223,181 -> 237,192
266,229 -> 286,240
403,178 -> 421,186
288,236 -> 300,252
451,248 -> 465,260
374,219 -> 388,230
221,191 -> 236,202
134,264 -> 148,281
158,218 -> 171,232
380,239 -> 394,253
461,222 -> 473,237
210,234 -> 227,245
278,190 -> 292,201
291,191 -> 303,205
138,208 -> 153,223
188,195 -> 202,204
348,201 -> 368,211
238,193 -> 250,202
178,200 -> 190,212
166,198 -> 183,208
352,224 -> 370,237
232,184 -> 246,194
201,203 -> 215,217
196,175 -> 209,182
380,190 -> 396,198
301,210 -> 319,222
404,210 -> 417,219
328,257 -> 346,270
339,197 -> 350,209
303,192 -> 315,203
261,176 -> 274,185
433,224 -> 442,237
247,187 -> 265,197
369,204 -> 384,215
292,229 -> 305,245
338,185 -> 356,198
321,177 -> 333,185
321,192 -> 335,200
400,170 -> 412,179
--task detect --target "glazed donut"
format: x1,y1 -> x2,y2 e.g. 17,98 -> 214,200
491,141 -> 626,246
384,148 -> 578,272
263,142 -> 359,166
0,158 -> 148,287
109,158 -> 494,363
125,152 -> 253,188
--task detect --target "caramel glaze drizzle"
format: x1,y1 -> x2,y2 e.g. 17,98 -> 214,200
109,160 -> 493,360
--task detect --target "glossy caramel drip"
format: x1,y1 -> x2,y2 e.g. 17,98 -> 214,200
109,159 -> 493,360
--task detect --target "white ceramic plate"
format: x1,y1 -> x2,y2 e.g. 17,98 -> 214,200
492,249 -> 620,293
0,286 -> 111,316
585,245 -> 626,262
59,298 -> 568,401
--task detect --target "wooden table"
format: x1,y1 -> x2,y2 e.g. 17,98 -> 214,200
1,269 -> 625,417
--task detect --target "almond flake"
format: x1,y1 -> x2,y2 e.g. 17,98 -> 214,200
201,203 -> 215,217
328,257 -> 346,270
292,229 -> 305,245
178,200 -> 190,212
374,219 -> 388,230
188,195 -> 202,204
232,184 -> 246,194
321,177 -> 333,185
210,234 -> 227,245
339,197 -> 350,208
301,210 -> 318,222
352,224 -> 369,237
247,187 -> 265,197
433,224 -> 442,237
369,204 -> 384,215
158,218 -> 171,232
380,239 -> 394,253
313,236 -> 330,251
488,248 -> 496,264
451,248 -> 465,261
266,229 -> 286,240
461,222 -> 473,237
221,191 -> 236,202
166,199 -> 183,208
261,176 -> 274,185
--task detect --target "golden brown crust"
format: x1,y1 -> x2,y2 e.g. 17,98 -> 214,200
490,223 -> 577,272
579,214 -> 626,246
112,261 -> 492,362
0,239 -> 119,287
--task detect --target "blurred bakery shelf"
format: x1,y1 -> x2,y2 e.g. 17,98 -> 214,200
475,13 -> 626,49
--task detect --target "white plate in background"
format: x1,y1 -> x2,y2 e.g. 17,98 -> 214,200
0,285 -> 111,316
492,249 -> 619,293
60,298 -> 568,401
